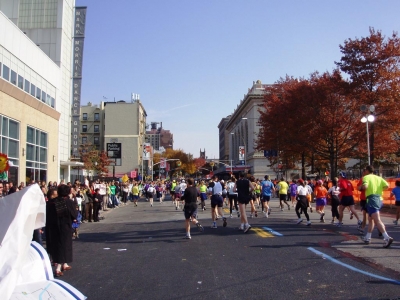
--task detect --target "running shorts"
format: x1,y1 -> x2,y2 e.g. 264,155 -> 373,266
279,194 -> 287,201
261,195 -> 271,202
315,197 -> 327,206
340,195 -> 355,207
211,194 -> 223,208
184,208 -> 198,220
360,199 -> 367,211
200,192 -> 207,201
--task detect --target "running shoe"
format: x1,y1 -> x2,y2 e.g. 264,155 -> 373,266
280,208 -> 284,211
321,213 -> 325,223
244,224 -> 251,233
310,207 -> 313,213
383,237 -> 394,248
185,234 -> 191,239
264,212 -> 268,218
350,212 -> 354,220
175,206 -> 178,210
357,227 -> 364,234
239,224 -> 244,231
196,223 -> 204,232
211,223 -> 217,229
268,209 -> 271,215
230,214 -> 233,218
335,222 -> 343,227
255,211 -> 258,217
393,220 -> 398,225
151,204 -> 153,207
306,221 -> 311,226
361,236 -> 370,244
237,212 -> 240,218
223,217 -> 227,227
296,218 -> 303,224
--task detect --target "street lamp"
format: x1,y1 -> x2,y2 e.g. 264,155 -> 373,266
361,109 -> 375,166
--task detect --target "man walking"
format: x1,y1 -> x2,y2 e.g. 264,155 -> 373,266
361,166 -> 393,248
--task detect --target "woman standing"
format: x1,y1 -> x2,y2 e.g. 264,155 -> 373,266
45,185 -> 77,277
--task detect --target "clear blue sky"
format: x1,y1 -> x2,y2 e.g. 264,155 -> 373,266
76,0 -> 400,159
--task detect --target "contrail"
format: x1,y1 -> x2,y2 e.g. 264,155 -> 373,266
161,103 -> 195,113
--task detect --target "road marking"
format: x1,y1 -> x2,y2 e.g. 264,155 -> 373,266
223,208 -> 230,213
262,226 -> 283,236
252,227 -> 274,238
307,247 -> 400,285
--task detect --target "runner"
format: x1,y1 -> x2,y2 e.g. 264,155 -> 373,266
277,178 -> 290,211
221,180 -> 228,207
209,175 -> 227,229
328,179 -> 340,224
361,165 -> 393,247
249,176 -> 258,218
174,183 -> 182,210
337,172 -> 362,230
357,170 -> 368,231
391,180 -> 400,225
227,177 -> 239,218
147,182 -> 155,207
295,179 -> 311,226
234,172 -> 254,233
254,179 -> 261,209
289,179 -> 297,208
131,182 -> 139,206
199,180 -> 208,211
314,180 -> 328,223
181,178 -> 204,239
260,175 -> 275,218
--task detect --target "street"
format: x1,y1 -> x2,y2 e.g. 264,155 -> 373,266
62,196 -> 400,299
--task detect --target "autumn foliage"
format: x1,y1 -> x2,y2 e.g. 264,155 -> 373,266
257,28 -> 400,178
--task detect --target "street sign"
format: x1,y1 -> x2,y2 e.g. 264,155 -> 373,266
107,143 -> 121,159
160,158 -> 166,168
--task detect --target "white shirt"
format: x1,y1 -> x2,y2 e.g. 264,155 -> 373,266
297,185 -> 309,196
180,182 -> 187,192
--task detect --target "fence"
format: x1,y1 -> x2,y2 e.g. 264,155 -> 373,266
351,178 -> 398,206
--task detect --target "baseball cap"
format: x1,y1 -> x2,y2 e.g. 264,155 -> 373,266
339,171 -> 346,178
298,179 -> 304,184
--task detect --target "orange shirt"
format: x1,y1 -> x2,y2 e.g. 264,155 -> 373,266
315,186 -> 328,198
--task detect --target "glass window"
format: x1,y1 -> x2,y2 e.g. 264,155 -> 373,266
94,113 -> 99,121
82,137 -> 87,144
40,132 -> 47,147
9,120 -> 19,139
26,144 -> 35,161
36,87 -> 41,100
24,79 -> 30,93
39,148 -> 47,162
42,91 -> 46,103
83,113 -> 87,120
35,129 -> 40,144
10,70 -> 17,85
18,75 -> 24,89
1,137 -> 7,154
8,139 -> 18,158
82,125 -> 87,132
94,125 -> 99,132
94,137 -> 99,144
2,118 -> 8,136
51,97 -> 55,108
46,94 -> 51,105
27,127 -> 35,143
30,84 -> 36,97
2,64 -> 9,81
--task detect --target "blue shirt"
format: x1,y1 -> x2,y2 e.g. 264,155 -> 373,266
261,180 -> 274,196
392,186 -> 400,201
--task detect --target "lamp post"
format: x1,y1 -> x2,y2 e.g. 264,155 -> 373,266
360,106 -> 375,166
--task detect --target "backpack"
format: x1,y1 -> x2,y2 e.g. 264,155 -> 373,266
148,186 -> 154,193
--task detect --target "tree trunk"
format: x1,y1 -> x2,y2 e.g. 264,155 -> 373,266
301,152 -> 306,179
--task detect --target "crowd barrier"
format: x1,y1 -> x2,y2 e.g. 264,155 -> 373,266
350,178 -> 397,206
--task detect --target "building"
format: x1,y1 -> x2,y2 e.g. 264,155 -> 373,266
80,102 -> 104,150
103,100 -> 147,177
224,80 -> 273,179
145,122 -> 173,151
217,116 -> 231,161
0,0 -> 80,183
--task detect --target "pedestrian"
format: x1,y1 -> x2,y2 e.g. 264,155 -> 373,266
209,175 -> 227,229
337,172 -> 362,231
295,179 -> 311,226
277,178 -> 290,211
328,179 -> 340,224
390,180 -> 400,225
260,175 -> 275,218
361,166 -> 393,247
93,188 -> 102,222
234,172 -> 254,233
227,177 -> 239,218
45,184 -> 77,277
181,178 -> 204,239
314,180 -> 328,223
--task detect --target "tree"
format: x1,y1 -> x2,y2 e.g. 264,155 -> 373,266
335,28 -> 400,163
79,143 -> 112,178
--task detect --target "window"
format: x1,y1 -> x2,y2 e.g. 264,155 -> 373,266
30,84 -> 36,97
11,70 -> 17,85
82,113 -> 87,120
24,79 -> 30,93
94,137 -> 99,144
36,87 -> 41,100
26,126 -> 47,183
51,97 -> 55,108
2,64 -> 9,81
42,91 -> 46,103
0,115 -> 20,183
82,125 -> 87,132
18,75 -> 24,89
82,137 -> 87,144
94,125 -> 99,132
94,113 -> 100,121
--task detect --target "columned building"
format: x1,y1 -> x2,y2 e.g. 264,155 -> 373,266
225,80 -> 274,179
217,116 -> 230,161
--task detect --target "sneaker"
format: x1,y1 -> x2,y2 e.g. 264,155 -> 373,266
223,217 -> 227,227
296,218 -> 303,224
310,207 -> 313,213
151,204 -> 153,207
237,212 -> 240,218
383,237 -> 394,248
264,212 -> 268,218
230,214 -> 233,218
350,213 -> 354,220
393,220 -> 398,225
244,224 -> 251,233
255,211 -> 258,217
357,220 -> 362,226
335,222 -> 343,227
306,221 -> 311,226
357,227 -> 364,234
268,209 -> 271,215
239,224 -> 244,231
321,213 -> 325,223
211,223 -> 217,229
362,236 -> 370,244
280,208 -> 284,211
175,206 -> 178,210
196,223 -> 204,232
185,234 -> 191,239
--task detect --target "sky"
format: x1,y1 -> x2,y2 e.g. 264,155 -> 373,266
76,0 -> 400,159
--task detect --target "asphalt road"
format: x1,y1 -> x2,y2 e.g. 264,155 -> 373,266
61,196 -> 400,300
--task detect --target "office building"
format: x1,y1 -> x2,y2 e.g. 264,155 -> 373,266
145,122 -> 174,151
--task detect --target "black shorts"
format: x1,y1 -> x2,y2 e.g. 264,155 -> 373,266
147,192 -> 153,198
211,195 -> 223,208
184,208 -> 198,220
340,195 -> 354,207
261,195 -> 271,202
360,199 -> 367,211
279,194 -> 287,201
395,201 -> 400,207
170,191 -> 175,195
238,196 -> 250,205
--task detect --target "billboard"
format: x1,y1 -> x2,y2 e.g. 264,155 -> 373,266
239,146 -> 245,161
107,143 -> 121,159
160,157 -> 166,168
143,143 -> 152,161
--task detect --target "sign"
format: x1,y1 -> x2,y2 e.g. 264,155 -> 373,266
107,143 -> 121,159
160,158 -> 166,168
130,171 -> 137,178
71,6 -> 87,157
143,143 -> 152,161
94,183 -> 106,195
239,146 -> 245,161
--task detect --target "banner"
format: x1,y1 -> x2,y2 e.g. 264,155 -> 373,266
239,146 -> 245,161
143,143 -> 152,161
160,158 -> 166,168
130,171 -> 137,178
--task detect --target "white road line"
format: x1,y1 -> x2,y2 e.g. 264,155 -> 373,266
262,226 -> 284,236
307,247 -> 400,285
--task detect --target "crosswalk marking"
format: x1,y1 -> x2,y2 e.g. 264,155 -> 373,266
262,226 -> 284,237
